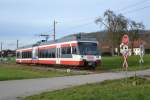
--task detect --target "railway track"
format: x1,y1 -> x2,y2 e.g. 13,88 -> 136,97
21,64 -> 96,74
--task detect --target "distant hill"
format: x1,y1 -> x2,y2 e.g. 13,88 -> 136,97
64,30 -> 150,48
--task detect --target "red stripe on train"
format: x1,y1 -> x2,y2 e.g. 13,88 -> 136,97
38,60 -> 56,64
71,43 -> 78,46
16,59 -> 84,66
61,44 -> 70,47
16,59 -> 32,63
16,49 -> 32,52
61,43 -> 78,47
60,61 -> 84,65
39,45 -> 56,50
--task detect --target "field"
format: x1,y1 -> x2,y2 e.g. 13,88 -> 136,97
97,55 -> 150,71
0,63 -> 77,81
23,77 -> 150,100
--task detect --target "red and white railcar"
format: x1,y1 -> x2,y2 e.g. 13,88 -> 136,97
16,35 -> 101,68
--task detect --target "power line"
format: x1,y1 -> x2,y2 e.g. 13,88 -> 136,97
123,4 -> 150,14
57,21 -> 94,34
59,0 -> 149,26
65,21 -> 93,30
57,1 -> 150,33
117,0 -> 150,12
60,16 -> 98,25
34,1 -> 150,39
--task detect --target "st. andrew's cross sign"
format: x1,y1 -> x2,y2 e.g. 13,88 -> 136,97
120,34 -> 129,70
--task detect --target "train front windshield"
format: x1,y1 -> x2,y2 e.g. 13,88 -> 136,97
78,42 -> 99,55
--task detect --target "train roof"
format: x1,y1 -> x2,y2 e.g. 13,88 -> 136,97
17,34 -> 97,50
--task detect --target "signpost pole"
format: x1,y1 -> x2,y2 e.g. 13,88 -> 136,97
0,42 -> 2,62
120,34 -> 129,83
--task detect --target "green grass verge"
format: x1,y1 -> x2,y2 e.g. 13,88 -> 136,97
96,55 -> 150,71
0,63 -> 77,81
23,77 -> 150,100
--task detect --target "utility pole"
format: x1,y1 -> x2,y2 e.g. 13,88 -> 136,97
0,42 -> 2,61
17,40 -> 19,49
53,20 -> 57,41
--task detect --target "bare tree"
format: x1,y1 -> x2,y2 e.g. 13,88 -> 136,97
95,10 -> 128,56
128,20 -> 145,54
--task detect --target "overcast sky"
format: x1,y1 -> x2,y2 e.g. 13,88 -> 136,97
0,0 -> 150,49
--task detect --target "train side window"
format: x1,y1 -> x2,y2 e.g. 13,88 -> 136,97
45,50 -> 48,58
40,50 -> 43,58
29,52 -> 32,58
17,51 -> 31,58
28,52 -> 30,58
67,47 -> 71,54
61,47 -> 71,54
22,52 -> 24,58
25,52 -> 27,58
72,46 -> 77,54
40,50 -> 42,58
16,52 -> 20,58
48,49 -> 51,58
38,50 -> 40,58
30,52 -> 31,58
52,48 -> 56,58
61,47 -> 72,58
27,52 -> 28,58
18,52 -> 20,58
51,52 -> 55,58
61,47 -> 65,54
22,52 -> 23,58
42,50 -> 45,58
43,50 -> 46,58
24,52 -> 26,58
41,50 -> 43,58
47,48 -> 56,58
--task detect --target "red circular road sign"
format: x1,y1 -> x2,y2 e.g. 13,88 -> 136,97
122,35 -> 129,45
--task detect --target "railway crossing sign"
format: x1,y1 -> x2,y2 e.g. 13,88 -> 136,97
122,34 -> 129,45
120,34 -> 129,70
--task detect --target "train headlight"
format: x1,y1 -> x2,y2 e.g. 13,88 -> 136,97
81,55 -> 84,58
96,56 -> 101,59
99,56 -> 101,59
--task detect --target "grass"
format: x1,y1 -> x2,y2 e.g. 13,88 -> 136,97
0,55 -> 149,81
96,55 -> 150,71
0,63 -> 77,81
23,77 -> 150,100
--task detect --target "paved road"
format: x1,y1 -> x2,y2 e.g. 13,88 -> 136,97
0,70 -> 150,100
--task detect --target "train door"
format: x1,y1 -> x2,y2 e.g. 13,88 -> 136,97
56,45 -> 61,64
19,51 -> 22,63
32,47 -> 38,64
